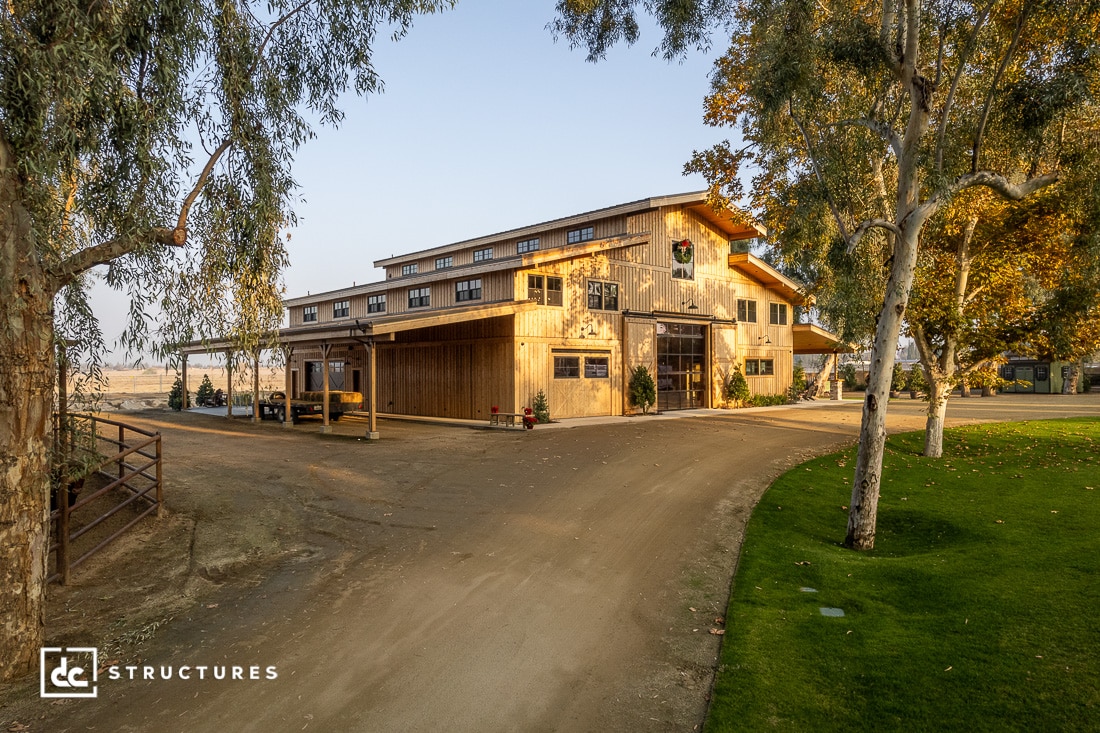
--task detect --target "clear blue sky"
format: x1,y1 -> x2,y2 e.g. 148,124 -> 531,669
92,1 -> 734,360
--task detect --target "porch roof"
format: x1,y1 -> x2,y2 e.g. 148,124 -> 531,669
792,323 -> 852,354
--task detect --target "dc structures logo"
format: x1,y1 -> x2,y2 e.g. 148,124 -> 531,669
40,647 -> 98,698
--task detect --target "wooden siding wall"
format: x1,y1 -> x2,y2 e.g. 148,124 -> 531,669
376,318 -> 516,419
710,323 -> 738,406
382,215 -> 629,280
287,271 -> 515,326
623,317 -> 656,414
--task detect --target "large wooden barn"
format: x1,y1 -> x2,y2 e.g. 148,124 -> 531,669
261,192 -> 840,423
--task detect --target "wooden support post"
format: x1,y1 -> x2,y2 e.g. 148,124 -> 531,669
320,342 -> 332,433
367,339 -> 379,439
181,353 -> 189,409
118,424 -> 125,483
57,490 -> 70,585
283,345 -> 294,429
155,434 -> 163,518
226,353 -> 234,419
252,353 -> 260,422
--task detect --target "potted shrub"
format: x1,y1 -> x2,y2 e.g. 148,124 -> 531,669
724,366 -> 750,408
890,362 -> 906,398
628,366 -> 657,414
906,364 -> 926,398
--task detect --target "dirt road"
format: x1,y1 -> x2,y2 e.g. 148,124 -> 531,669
4,394 -> 1099,732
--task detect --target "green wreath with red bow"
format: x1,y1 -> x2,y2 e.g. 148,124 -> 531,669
672,238 -> 693,264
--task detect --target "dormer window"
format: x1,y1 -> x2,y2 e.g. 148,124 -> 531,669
567,226 -> 594,244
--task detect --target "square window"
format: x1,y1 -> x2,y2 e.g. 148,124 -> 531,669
408,287 -> 430,309
587,280 -> 619,310
402,263 -> 419,276
367,294 -> 386,314
554,356 -> 580,378
332,300 -> 350,319
302,305 -> 318,323
769,303 -> 788,326
456,279 -> 482,302
435,256 -> 453,269
737,299 -> 757,323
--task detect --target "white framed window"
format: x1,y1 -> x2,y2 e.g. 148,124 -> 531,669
367,294 -> 386,313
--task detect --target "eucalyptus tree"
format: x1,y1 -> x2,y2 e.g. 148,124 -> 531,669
553,0 -> 1099,549
0,0 -> 451,680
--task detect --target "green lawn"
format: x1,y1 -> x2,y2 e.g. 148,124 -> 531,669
706,418 -> 1100,732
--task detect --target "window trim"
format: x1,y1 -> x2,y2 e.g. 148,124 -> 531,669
367,294 -> 386,314
473,247 -> 494,262
435,256 -> 453,269
553,356 -> 581,379
332,300 -> 350,319
401,263 -> 419,276
302,305 -> 318,323
516,238 -> 540,254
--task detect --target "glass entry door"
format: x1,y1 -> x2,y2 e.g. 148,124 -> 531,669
656,323 -> 706,411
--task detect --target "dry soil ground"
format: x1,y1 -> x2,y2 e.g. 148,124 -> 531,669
3,394 -> 1099,732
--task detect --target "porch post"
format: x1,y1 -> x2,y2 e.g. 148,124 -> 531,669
181,353 -> 189,409
283,345 -> 294,429
225,352 -> 233,419
320,342 -> 332,433
252,353 -> 260,422
367,339 -> 379,440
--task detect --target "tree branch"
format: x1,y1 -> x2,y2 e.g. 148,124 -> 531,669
49,227 -> 182,294
788,100 -> 852,242
833,118 -> 903,159
972,6 -> 1030,173
847,218 -> 903,253
247,0 -> 317,78
917,171 -> 1060,222
177,138 -> 231,231
934,0 -> 996,175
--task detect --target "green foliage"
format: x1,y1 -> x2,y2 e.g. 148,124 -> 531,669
628,366 -> 657,414
839,363 -> 858,391
747,393 -> 790,408
792,364 -> 807,392
707,418 -> 1100,730
723,366 -> 750,406
168,376 -> 185,411
905,364 -> 927,393
532,389 -> 551,424
197,374 -> 215,405
891,362 -> 907,392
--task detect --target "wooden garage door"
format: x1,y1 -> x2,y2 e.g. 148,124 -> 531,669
549,353 -> 612,418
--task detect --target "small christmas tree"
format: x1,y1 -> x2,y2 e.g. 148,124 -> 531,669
628,365 -> 657,414
724,366 -> 750,407
168,376 -> 185,411
197,374 -> 215,406
532,389 -> 551,424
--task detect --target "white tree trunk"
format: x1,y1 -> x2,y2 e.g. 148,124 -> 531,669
924,377 -> 950,458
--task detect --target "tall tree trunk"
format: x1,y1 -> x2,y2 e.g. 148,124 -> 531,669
0,148 -> 54,681
846,225 -> 921,549
923,376 -> 951,457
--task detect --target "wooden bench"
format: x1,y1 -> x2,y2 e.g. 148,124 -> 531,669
489,412 -> 525,428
